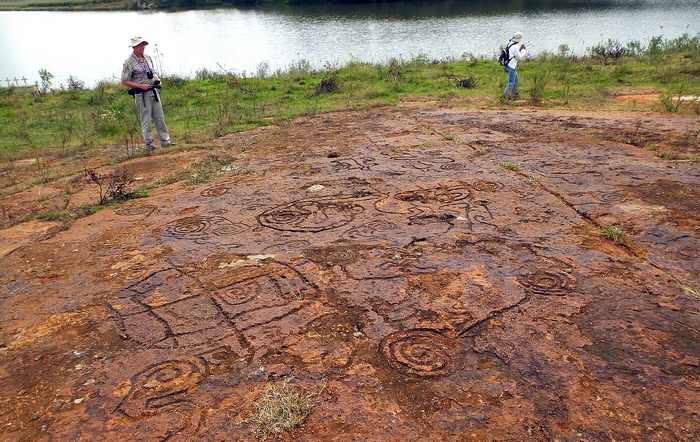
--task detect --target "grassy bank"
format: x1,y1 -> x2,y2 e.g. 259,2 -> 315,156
1,35 -> 698,160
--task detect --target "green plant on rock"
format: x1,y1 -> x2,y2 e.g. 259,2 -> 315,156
501,162 -> 523,172
600,225 -> 625,243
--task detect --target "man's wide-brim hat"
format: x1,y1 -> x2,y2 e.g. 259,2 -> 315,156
129,36 -> 148,48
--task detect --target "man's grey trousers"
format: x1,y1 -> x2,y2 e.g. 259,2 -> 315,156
135,90 -> 170,147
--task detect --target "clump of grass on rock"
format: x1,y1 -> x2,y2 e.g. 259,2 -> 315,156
600,225 -> 625,243
250,380 -> 324,440
501,162 -> 523,172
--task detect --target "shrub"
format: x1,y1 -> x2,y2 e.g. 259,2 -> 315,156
314,76 -> 339,95
84,168 -> 136,204
256,61 -> 270,79
38,68 -> 53,94
659,83 -> 688,113
557,44 -> 572,59
66,76 -> 85,91
588,39 -> 625,64
88,80 -> 110,105
453,74 -> 479,88
647,35 -> 664,62
386,58 -> 402,82
625,40 -> 644,57
528,71 -> 549,104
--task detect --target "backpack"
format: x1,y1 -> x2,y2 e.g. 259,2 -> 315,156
499,42 -> 516,69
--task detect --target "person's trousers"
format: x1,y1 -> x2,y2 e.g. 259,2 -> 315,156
135,90 -> 170,147
504,66 -> 519,98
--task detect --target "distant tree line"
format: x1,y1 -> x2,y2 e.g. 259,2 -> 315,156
129,0 -> 508,8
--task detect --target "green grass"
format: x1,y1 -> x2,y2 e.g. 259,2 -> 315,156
501,162 -> 523,172
1,35 -> 699,159
600,225 -> 625,243
35,203 -> 100,223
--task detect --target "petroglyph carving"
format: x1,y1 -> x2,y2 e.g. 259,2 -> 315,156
517,271 -> 576,296
471,180 -> 505,192
114,357 -> 207,441
344,247 -> 437,280
162,216 -> 250,244
381,329 -> 457,377
342,220 -> 400,240
114,203 -> 158,217
331,157 -> 378,172
258,200 -> 364,232
200,185 -> 230,198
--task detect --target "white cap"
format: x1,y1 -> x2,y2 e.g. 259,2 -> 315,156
511,32 -> 523,43
129,36 -> 148,48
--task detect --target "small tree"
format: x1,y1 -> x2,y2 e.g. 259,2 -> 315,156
38,68 -> 53,94
589,39 -> 626,64
66,75 -> 85,91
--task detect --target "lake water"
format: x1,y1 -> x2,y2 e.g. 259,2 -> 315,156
0,0 -> 698,86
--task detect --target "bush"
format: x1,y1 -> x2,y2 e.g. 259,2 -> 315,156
528,71 -> 549,104
647,35 -> 664,61
38,68 -> 53,94
588,39 -> 625,64
314,76 -> 339,95
256,61 -> 270,79
557,44 -> 572,59
88,80 -> 110,105
84,168 -> 136,204
66,75 -> 85,91
453,74 -> 479,88
386,58 -> 402,82
625,40 -> 644,57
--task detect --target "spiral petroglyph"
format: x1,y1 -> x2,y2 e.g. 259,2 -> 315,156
258,200 -> 364,232
597,192 -> 626,204
440,162 -> 469,171
114,204 -> 157,217
395,185 -> 471,205
381,329 -> 456,377
343,219 -> 400,240
162,216 -> 250,243
200,185 -> 230,198
471,180 -> 504,192
517,271 -> 576,296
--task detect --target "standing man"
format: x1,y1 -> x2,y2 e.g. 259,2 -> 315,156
503,32 -> 527,100
122,36 -> 172,151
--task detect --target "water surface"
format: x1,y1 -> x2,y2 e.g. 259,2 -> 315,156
0,0 -> 697,85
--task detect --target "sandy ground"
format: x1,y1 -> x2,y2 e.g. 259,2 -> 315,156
0,105 -> 699,441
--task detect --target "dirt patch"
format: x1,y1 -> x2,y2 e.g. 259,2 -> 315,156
1,106 -> 698,441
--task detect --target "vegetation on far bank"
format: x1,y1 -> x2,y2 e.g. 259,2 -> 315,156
1,35 -> 698,161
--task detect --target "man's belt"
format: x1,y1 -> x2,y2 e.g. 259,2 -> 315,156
127,83 -> 161,97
